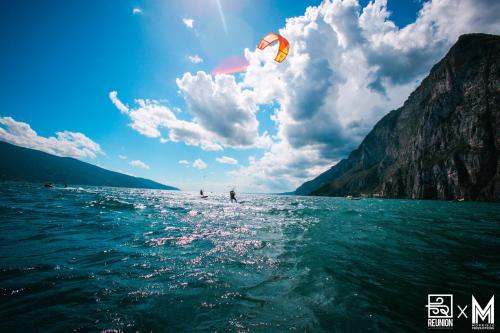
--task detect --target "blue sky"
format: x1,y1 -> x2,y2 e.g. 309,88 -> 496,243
1,0 -> 498,192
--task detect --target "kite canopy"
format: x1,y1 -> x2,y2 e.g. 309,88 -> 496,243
257,32 -> 289,63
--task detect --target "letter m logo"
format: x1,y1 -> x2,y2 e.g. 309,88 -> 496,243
472,295 -> 494,324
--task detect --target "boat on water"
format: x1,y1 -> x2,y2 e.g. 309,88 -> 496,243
346,195 -> 361,200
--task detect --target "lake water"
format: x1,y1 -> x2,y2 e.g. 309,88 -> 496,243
0,183 -> 499,332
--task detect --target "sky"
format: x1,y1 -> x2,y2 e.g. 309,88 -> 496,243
1,0 -> 499,193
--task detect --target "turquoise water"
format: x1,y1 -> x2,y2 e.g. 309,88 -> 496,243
0,183 -> 499,332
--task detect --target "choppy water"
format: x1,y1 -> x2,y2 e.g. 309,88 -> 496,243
0,183 -> 499,332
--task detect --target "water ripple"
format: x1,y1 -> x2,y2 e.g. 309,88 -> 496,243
0,183 -> 499,332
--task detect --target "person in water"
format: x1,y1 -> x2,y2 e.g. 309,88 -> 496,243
200,189 -> 204,196
230,190 -> 237,203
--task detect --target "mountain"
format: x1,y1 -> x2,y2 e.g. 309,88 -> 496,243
0,141 -> 179,190
295,33 -> 499,201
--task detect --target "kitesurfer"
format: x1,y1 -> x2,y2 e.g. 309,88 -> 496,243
200,189 -> 204,196
230,190 -> 237,203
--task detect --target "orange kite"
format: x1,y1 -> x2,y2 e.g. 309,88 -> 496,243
257,33 -> 289,63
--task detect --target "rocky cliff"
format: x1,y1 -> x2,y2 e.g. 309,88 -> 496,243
295,33 -> 500,201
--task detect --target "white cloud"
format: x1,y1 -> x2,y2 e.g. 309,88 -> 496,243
216,156 -> 238,165
110,83 -> 270,150
192,158 -> 207,170
110,94 -> 224,151
229,140 -> 331,192
132,7 -> 142,15
129,159 -> 150,170
183,18 -> 194,29
109,91 -> 129,114
179,159 -> 189,165
118,154 -> 127,160
188,55 -> 203,64
176,72 -> 271,148
0,116 -> 103,159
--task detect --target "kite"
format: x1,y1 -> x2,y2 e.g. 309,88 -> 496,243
257,33 -> 289,63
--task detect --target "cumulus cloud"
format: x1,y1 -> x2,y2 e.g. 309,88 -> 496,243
110,78 -> 271,150
176,72 -> 271,148
216,156 -> 238,165
118,154 -> 127,160
129,159 -> 150,170
229,141 -> 332,192
179,159 -> 190,165
192,158 -> 207,169
188,55 -> 203,64
110,94 -> 224,151
183,18 -> 194,29
132,7 -> 142,15
0,116 -> 103,159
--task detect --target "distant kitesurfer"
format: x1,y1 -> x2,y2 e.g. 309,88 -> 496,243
230,190 -> 237,203
200,189 -> 204,196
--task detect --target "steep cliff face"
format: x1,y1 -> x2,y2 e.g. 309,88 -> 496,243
295,34 -> 500,201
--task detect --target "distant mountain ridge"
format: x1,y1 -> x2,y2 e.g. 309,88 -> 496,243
295,33 -> 499,201
0,141 -> 179,190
